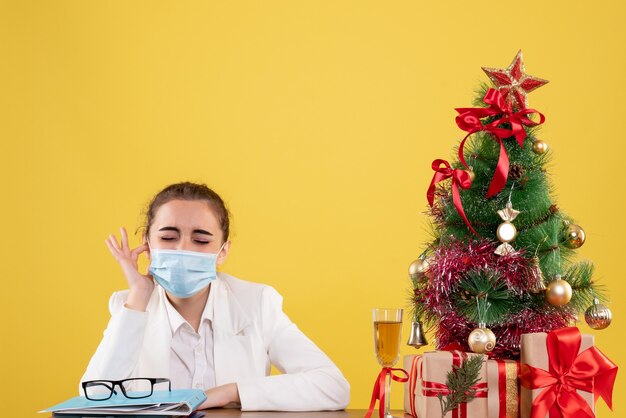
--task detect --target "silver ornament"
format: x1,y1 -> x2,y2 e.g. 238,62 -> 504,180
585,298 -> 612,330
406,320 -> 429,348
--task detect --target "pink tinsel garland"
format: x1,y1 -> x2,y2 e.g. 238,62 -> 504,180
416,238 -> 575,359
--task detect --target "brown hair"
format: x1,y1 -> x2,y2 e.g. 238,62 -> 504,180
142,182 -> 231,242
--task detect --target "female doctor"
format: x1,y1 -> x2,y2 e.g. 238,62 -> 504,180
80,182 -> 350,411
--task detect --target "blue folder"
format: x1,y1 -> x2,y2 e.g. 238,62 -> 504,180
41,389 -> 207,416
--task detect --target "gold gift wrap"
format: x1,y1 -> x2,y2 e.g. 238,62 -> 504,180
487,359 -> 520,418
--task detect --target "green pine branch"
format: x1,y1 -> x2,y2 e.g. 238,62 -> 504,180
437,355 -> 484,418
566,261 -> 607,309
454,270 -> 516,323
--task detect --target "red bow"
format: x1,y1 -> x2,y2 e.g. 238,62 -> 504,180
427,159 -> 477,235
441,342 -> 467,352
520,327 -> 618,418
365,367 -> 409,418
455,88 -> 545,198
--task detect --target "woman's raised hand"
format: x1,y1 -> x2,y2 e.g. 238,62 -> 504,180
106,227 -> 154,311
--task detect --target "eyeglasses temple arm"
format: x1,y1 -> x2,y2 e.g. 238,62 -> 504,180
153,378 -> 172,391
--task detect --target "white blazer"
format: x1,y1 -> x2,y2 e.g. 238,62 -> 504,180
80,272 -> 350,411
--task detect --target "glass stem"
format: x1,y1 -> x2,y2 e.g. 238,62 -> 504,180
384,371 -> 392,417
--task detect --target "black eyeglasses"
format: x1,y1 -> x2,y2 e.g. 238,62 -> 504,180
82,378 -> 172,401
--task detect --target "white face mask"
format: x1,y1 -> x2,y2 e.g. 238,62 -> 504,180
148,242 -> 226,298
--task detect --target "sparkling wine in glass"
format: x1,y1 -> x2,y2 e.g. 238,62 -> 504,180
373,308 -> 403,418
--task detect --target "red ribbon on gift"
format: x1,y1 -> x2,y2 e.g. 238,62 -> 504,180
427,159 -> 477,235
407,347 -> 470,418
520,327 -> 618,418
365,367 -> 409,418
408,356 -> 421,418
412,351 -> 487,418
455,88 -> 545,198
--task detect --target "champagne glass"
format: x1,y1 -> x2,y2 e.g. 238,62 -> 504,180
372,308 -> 403,418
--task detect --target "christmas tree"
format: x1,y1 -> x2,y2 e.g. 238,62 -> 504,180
409,51 -> 612,359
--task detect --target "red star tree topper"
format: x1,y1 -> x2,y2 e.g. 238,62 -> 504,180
482,50 -> 549,111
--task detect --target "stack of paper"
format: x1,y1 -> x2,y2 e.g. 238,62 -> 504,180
41,389 -> 207,417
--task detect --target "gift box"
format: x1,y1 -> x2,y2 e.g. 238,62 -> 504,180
405,354 -> 520,418
403,351 -> 488,418
520,327 -> 617,418
487,359 -> 520,418
404,354 -> 422,416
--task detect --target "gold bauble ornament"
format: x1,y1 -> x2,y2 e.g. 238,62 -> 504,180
532,140 -> 549,154
468,326 -> 496,354
585,298 -> 612,330
563,223 -> 586,249
409,257 -> 430,282
545,275 -> 572,306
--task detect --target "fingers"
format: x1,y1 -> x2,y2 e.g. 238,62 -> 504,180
106,234 -> 121,251
120,227 -> 130,253
130,243 -> 149,262
106,229 -> 134,261
105,235 -> 121,260
107,228 -> 151,267
105,237 -> 115,253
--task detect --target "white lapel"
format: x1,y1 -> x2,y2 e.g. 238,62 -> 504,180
212,274 -> 260,385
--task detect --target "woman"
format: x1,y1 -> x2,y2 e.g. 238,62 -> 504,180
80,182 -> 350,411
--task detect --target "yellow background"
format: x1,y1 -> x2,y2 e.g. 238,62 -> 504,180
1,1 -> 624,416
